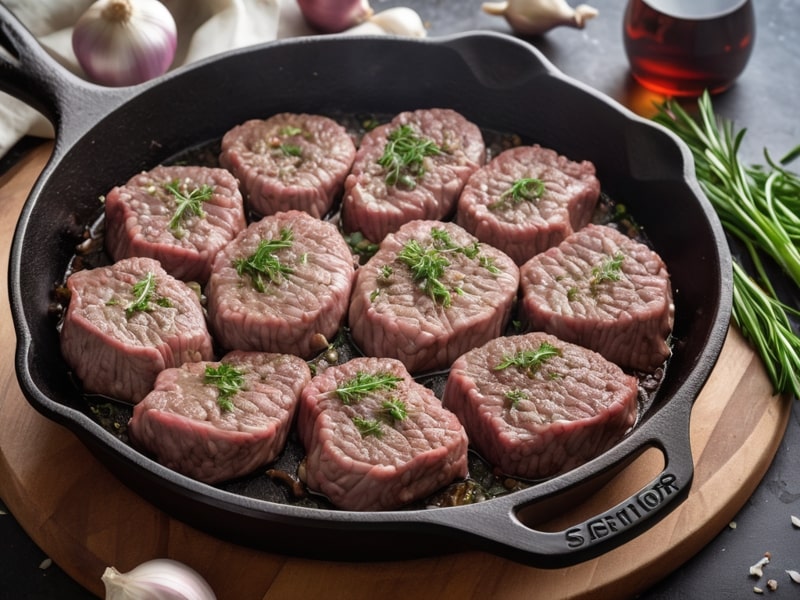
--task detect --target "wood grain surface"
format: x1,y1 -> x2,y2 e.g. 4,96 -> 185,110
0,143 -> 792,599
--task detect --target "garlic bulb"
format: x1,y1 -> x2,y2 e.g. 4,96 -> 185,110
344,7 -> 427,38
482,0 -> 598,36
72,0 -> 177,87
102,558 -> 216,600
297,0 -> 374,34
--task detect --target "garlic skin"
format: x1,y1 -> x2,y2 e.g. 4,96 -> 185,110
482,0 -> 598,36
297,0 -> 374,34
72,0 -> 177,87
344,7 -> 427,38
102,558 -> 216,600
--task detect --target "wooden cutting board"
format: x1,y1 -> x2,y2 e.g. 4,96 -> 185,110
0,142 -> 792,599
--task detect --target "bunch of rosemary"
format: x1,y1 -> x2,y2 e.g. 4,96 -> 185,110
653,91 -> 800,397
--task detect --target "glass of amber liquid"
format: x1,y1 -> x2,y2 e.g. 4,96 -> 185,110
623,0 -> 755,96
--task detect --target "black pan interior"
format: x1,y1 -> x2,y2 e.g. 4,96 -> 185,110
9,33 -> 731,565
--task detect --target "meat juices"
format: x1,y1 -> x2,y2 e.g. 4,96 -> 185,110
456,145 -> 600,265
341,108 -> 486,243
297,356 -> 469,510
104,165 -> 247,285
206,210 -> 356,359
220,112 -> 357,218
519,224 -> 674,372
348,220 -> 519,374
60,256 -> 214,404
129,351 -> 312,484
443,332 -> 639,480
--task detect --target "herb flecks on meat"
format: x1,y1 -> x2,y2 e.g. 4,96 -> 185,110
489,177 -> 545,210
233,228 -> 294,292
393,227 -> 502,307
590,251 -> 625,295
378,124 -> 442,189
117,271 -> 173,317
381,398 -> 408,422
494,342 -> 562,378
164,178 -> 213,237
352,416 -> 384,438
204,362 -> 245,411
334,371 -> 403,405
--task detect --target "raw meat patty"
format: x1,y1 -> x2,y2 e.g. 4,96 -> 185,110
519,223 -> 674,372
105,165 -> 247,285
206,210 -> 356,358
60,256 -> 214,404
341,108 -> 486,243
297,356 -> 469,510
219,112 -> 356,218
129,351 -> 312,484
348,220 -> 519,374
456,145 -> 600,265
443,331 -> 639,479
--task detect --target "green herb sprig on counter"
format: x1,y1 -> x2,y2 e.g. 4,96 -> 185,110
335,371 -> 404,405
204,363 -> 245,411
234,228 -> 294,292
164,179 -> 213,235
654,91 -> 800,397
378,124 -> 442,189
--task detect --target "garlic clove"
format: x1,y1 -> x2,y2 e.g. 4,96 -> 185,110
344,7 -> 427,38
482,0 -> 598,36
297,0 -> 374,34
102,558 -> 216,600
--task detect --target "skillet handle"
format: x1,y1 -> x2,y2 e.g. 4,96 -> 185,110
430,403 -> 694,567
0,3 -> 128,149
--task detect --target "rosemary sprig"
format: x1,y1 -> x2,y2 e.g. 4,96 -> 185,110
654,91 -> 800,396
234,228 -> 294,292
124,271 -> 172,317
494,342 -> 561,377
352,416 -> 384,438
378,124 -> 442,189
164,179 -> 213,234
489,177 -> 545,210
335,371 -> 403,404
397,239 -> 454,306
381,398 -> 408,422
204,363 -> 245,411
590,251 -> 625,293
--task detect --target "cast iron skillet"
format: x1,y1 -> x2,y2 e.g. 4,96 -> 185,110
1,4 -> 731,567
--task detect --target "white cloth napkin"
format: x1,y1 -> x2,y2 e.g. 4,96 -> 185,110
0,0 -> 312,158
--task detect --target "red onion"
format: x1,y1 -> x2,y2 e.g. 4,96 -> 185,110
72,0 -> 177,87
297,0 -> 374,34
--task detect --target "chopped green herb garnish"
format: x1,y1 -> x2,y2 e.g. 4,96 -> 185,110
504,388 -> 529,409
234,228 -> 294,292
397,238 -> 454,306
164,179 -> 213,235
124,271 -> 172,317
335,371 -> 404,405
204,362 -> 245,411
567,286 -> 579,301
352,416 -> 384,438
378,125 -> 442,189
490,177 -> 545,210
590,251 -> 625,293
380,264 -> 394,278
280,143 -> 302,157
279,125 -> 303,137
494,342 -> 561,377
381,398 -> 408,422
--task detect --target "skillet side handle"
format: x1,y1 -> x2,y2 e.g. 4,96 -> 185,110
0,4 -> 129,151
0,3 -> 72,120
438,403 -> 695,567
